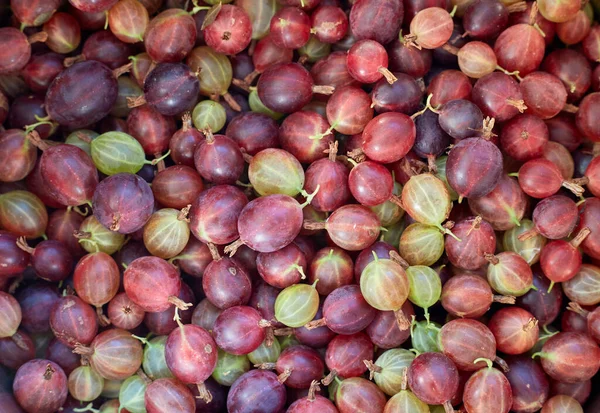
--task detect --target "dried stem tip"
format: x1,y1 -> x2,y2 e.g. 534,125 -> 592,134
570,227 -> 591,248
484,253 -> 500,265
363,360 -> 382,380
303,220 -> 327,231
15,237 -> 34,254
305,318 -> 327,330
567,302 -> 589,318
167,296 -> 193,311
493,295 -> 516,304
43,363 -> 55,380
308,380 -> 321,401
394,309 -> 411,330
312,85 -> 335,95
324,140 -> 339,162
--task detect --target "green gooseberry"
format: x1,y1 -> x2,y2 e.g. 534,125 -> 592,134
274,281 -> 319,328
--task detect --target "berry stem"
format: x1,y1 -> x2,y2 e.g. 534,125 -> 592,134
473,357 -> 494,369
73,403 -> 100,413
312,85 -> 335,95
113,62 -> 132,78
127,95 -> 147,109
484,253 -> 500,265
562,103 -> 579,113
196,382 -> 213,403
308,380 -> 320,401
224,238 -> 245,256
441,43 -> 459,55
324,140 -> 339,162
223,92 -> 242,111
167,296 -> 193,311
494,356 -> 510,372
493,295 -> 516,304
363,360 -> 382,380
562,179 -> 586,197
378,67 -> 397,84
394,309 -> 411,330
567,302 -> 590,318
15,237 -> 34,254
28,31 -> 48,44
96,306 -> 111,327
304,318 -> 327,330
570,227 -> 591,248
321,369 -> 337,386
517,228 -> 538,241
303,220 -> 327,231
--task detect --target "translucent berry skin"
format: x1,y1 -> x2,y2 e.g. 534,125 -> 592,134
348,161 -> 394,206
0,231 -> 30,278
13,359 -> 68,413
576,92 -> 600,143
538,332 -> 600,383
275,345 -> 324,389
441,274 -> 496,319
213,306 -> 265,355
203,5 -> 252,55
194,135 -> 244,185
45,61 -> 118,128
227,370 -> 286,413
323,205 -> 381,251
489,307 -> 539,355
69,0 -> 118,13
91,173 -> 154,234
269,6 -> 311,49
0,129 -> 36,183
347,39 -> 390,84
203,257 -> 252,309
190,185 -> 248,246
257,63 -> 314,114
361,112 -> 416,164
123,256 -> 181,312
49,296 -> 98,348
304,157 -> 351,212
540,240 -> 581,284
326,85 -> 374,135
311,6 -> 349,44
445,217 -> 496,270
517,270 -> 563,327
322,284 -> 377,335
143,63 -> 200,116
325,332 -> 374,378
463,365 -> 513,413
447,137 -> 503,200
494,24 -> 545,77
12,0 -> 61,27
349,0 -> 404,45
288,394 -> 338,413
532,195 -> 578,240
0,28 -> 31,75
366,303 -> 413,349
144,9 -> 197,63
500,114 -> 549,162
145,378 -> 196,413
73,251 -> 120,307
237,195 -> 304,253
336,377 -> 388,413
407,352 -> 459,405
472,72 -> 525,122
40,145 -> 99,206
409,7 -> 454,49
520,72 -> 568,120
165,324 -> 217,384
438,319 -> 498,371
